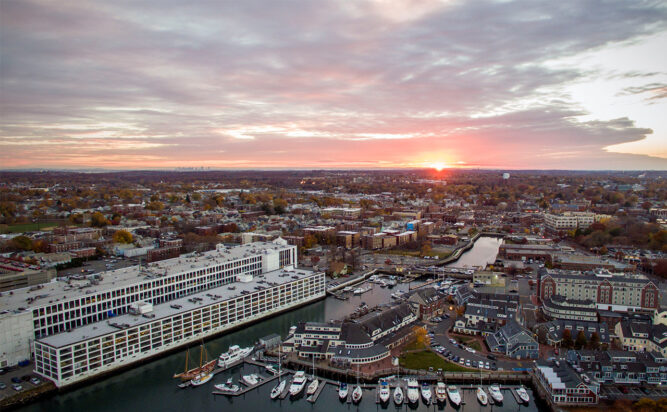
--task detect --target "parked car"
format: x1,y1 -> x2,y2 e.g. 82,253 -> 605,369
485,361 -> 490,369
30,377 -> 41,385
0,382 -> 6,389
11,377 -> 21,384
12,384 -> 22,391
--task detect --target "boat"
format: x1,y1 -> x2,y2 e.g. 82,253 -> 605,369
393,386 -> 404,405
173,343 -> 216,381
218,345 -> 253,368
191,371 -> 213,386
516,386 -> 530,404
406,379 -> 419,404
270,345 -> 285,400
338,382 -> 348,400
306,355 -> 319,395
270,379 -> 286,399
265,364 -> 279,375
307,379 -> 319,396
352,385 -> 363,403
447,385 -> 461,406
353,287 -> 365,295
421,382 -> 432,403
215,381 -> 241,393
379,380 -> 391,403
435,382 -> 447,404
289,371 -> 307,397
477,387 -> 488,405
489,384 -> 503,403
343,286 -> 354,292
241,373 -> 259,386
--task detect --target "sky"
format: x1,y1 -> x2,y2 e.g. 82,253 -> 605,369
1,0 -> 666,170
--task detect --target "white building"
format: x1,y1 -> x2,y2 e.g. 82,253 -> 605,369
544,212 -> 595,231
0,242 -> 299,369
33,266 -> 324,387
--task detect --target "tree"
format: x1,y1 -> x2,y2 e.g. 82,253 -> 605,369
562,329 -> 574,349
575,330 -> 587,349
421,241 -> 432,256
113,229 -> 133,244
413,326 -> 430,348
12,235 -> 33,251
589,332 -> 600,350
90,212 -> 109,227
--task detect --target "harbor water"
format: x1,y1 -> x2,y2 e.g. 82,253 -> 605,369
19,237 -> 537,412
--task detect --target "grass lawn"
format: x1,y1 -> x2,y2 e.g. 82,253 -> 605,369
1,222 -> 59,233
453,336 -> 483,352
399,350 -> 472,372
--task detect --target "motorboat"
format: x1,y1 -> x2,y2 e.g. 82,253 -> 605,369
435,382 -> 447,404
289,371 -> 307,396
406,379 -> 420,404
447,385 -> 461,406
190,371 -> 213,386
338,382 -> 348,400
306,378 -> 319,396
476,387 -> 488,405
489,384 -> 503,403
379,381 -> 391,403
265,364 -> 279,375
215,382 -> 240,393
270,379 -> 286,399
343,286 -> 354,292
516,386 -> 530,404
218,345 -> 253,368
352,385 -> 363,403
421,382 -> 432,403
241,373 -> 259,386
393,385 -> 404,405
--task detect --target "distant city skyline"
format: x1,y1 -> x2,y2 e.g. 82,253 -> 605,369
1,1 -> 666,170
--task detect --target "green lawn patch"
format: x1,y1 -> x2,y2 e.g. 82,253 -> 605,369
399,350 -> 471,372
1,222 -> 59,233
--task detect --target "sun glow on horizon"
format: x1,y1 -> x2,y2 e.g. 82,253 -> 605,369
430,162 -> 447,171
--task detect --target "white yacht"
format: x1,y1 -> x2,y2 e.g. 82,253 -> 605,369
435,382 -> 447,404
447,385 -> 461,406
338,382 -> 348,400
190,371 -> 213,386
379,381 -> 391,403
352,385 -> 363,403
406,379 -> 420,404
215,379 -> 240,393
421,382 -> 432,403
289,371 -> 307,397
476,387 -> 488,405
393,386 -> 404,405
306,379 -> 319,396
270,379 -> 286,399
218,345 -> 253,368
489,384 -> 503,403
516,386 -> 530,404
241,373 -> 259,386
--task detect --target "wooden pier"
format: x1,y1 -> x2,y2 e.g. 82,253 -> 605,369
212,371 -> 286,397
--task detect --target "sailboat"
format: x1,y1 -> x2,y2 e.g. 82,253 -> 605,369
306,357 -> 319,396
173,343 -> 216,382
270,345 -> 285,400
489,384 -> 503,403
476,387 -> 488,405
393,385 -> 404,405
352,363 -> 362,403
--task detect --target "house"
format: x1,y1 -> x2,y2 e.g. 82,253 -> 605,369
407,288 -> 445,320
534,320 -> 610,346
485,320 -> 539,359
534,359 -> 599,405
567,349 -> 667,386
614,321 -> 667,357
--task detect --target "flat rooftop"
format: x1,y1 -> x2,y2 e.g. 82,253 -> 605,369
38,267 -> 322,348
0,242 -> 293,314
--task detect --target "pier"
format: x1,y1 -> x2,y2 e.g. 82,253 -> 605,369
212,370 -> 287,397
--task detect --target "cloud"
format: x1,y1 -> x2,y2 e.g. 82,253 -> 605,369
1,0 -> 666,169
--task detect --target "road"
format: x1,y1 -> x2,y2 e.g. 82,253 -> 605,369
428,308 -> 534,372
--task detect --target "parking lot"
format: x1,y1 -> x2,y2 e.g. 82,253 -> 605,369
57,256 -> 138,277
0,362 -> 49,401
427,309 -> 533,372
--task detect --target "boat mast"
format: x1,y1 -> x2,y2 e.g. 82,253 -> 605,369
184,348 -> 189,374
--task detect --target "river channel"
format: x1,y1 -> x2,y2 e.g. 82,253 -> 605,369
19,237 -> 545,412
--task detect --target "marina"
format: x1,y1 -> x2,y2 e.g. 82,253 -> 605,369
14,236 -> 545,412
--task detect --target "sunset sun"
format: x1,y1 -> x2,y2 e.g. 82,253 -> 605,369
431,162 -> 447,171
